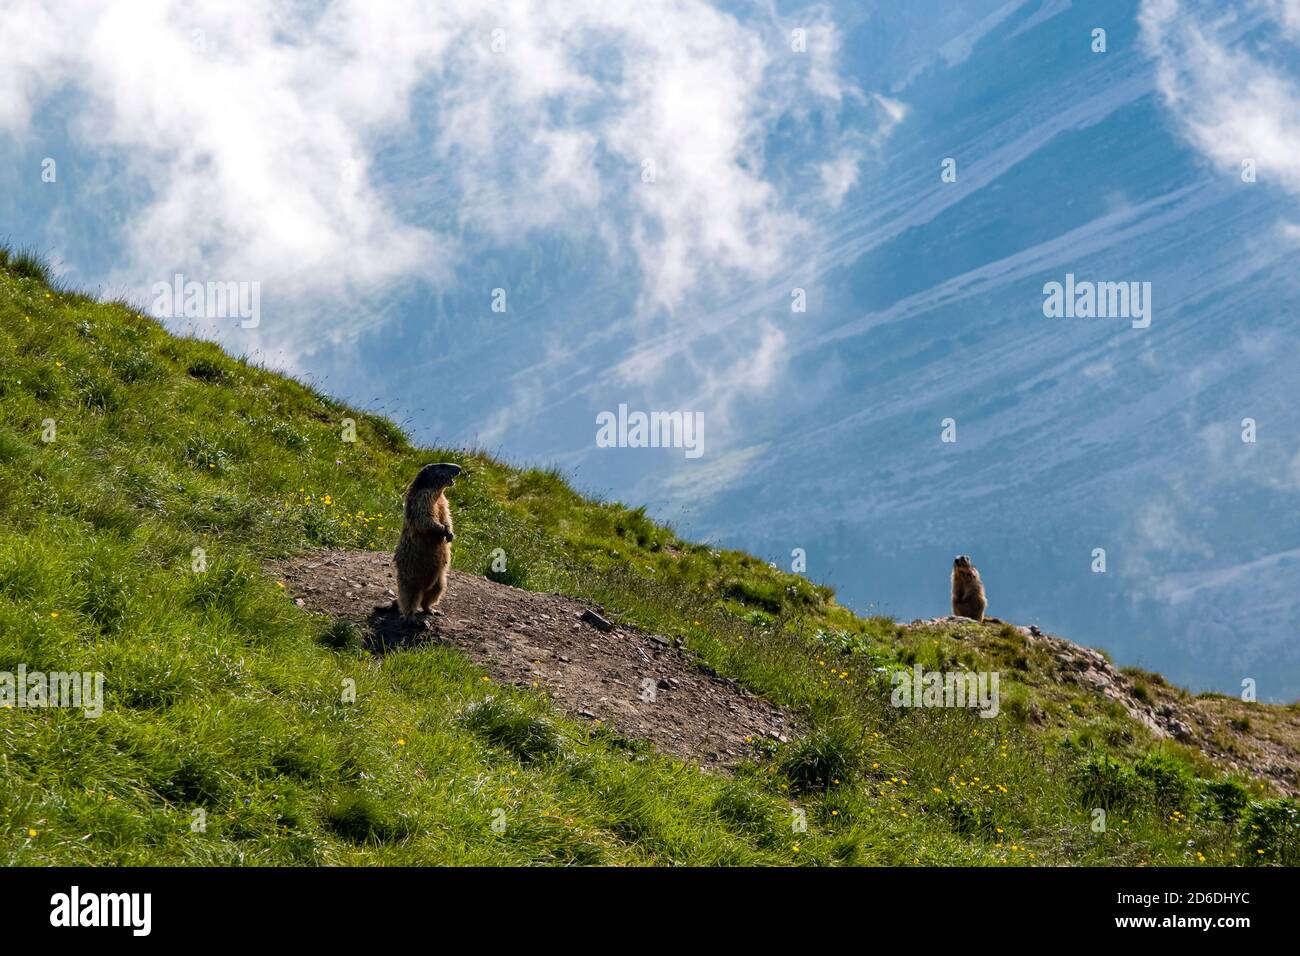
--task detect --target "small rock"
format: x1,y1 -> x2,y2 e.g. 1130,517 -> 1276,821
294,598 -> 305,607
580,609 -> 615,632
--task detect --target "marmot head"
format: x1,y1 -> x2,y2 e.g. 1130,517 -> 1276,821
410,462 -> 462,494
953,554 -> 973,569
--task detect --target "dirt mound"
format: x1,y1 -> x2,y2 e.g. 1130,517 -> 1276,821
270,549 -> 794,767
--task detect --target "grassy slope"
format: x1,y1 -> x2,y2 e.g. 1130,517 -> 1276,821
1,246 -> 1296,866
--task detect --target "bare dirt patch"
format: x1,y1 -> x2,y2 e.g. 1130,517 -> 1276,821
270,548 -> 795,768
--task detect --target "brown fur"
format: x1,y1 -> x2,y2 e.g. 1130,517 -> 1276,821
950,554 -> 987,621
394,466 -> 458,617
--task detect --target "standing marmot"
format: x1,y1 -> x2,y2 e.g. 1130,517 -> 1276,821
394,462 -> 462,618
951,554 -> 987,621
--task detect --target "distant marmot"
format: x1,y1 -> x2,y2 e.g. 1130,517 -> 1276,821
394,462 -> 462,618
951,554 -> 987,621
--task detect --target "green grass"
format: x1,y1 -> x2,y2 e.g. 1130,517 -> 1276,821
1,247 -> 1296,866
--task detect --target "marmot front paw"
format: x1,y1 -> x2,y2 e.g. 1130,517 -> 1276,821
444,530 -> 454,542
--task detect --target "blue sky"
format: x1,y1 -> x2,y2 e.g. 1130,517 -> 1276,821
3,0 -> 1299,698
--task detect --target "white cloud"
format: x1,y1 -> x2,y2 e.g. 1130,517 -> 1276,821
1132,498 -> 1212,558
818,150 -> 864,207
0,0 -> 865,335
1261,0 -> 1300,38
0,4 -> 59,131
695,321 -> 788,405
1141,0 -> 1300,197
2,0 -> 450,312
817,94 -> 908,206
